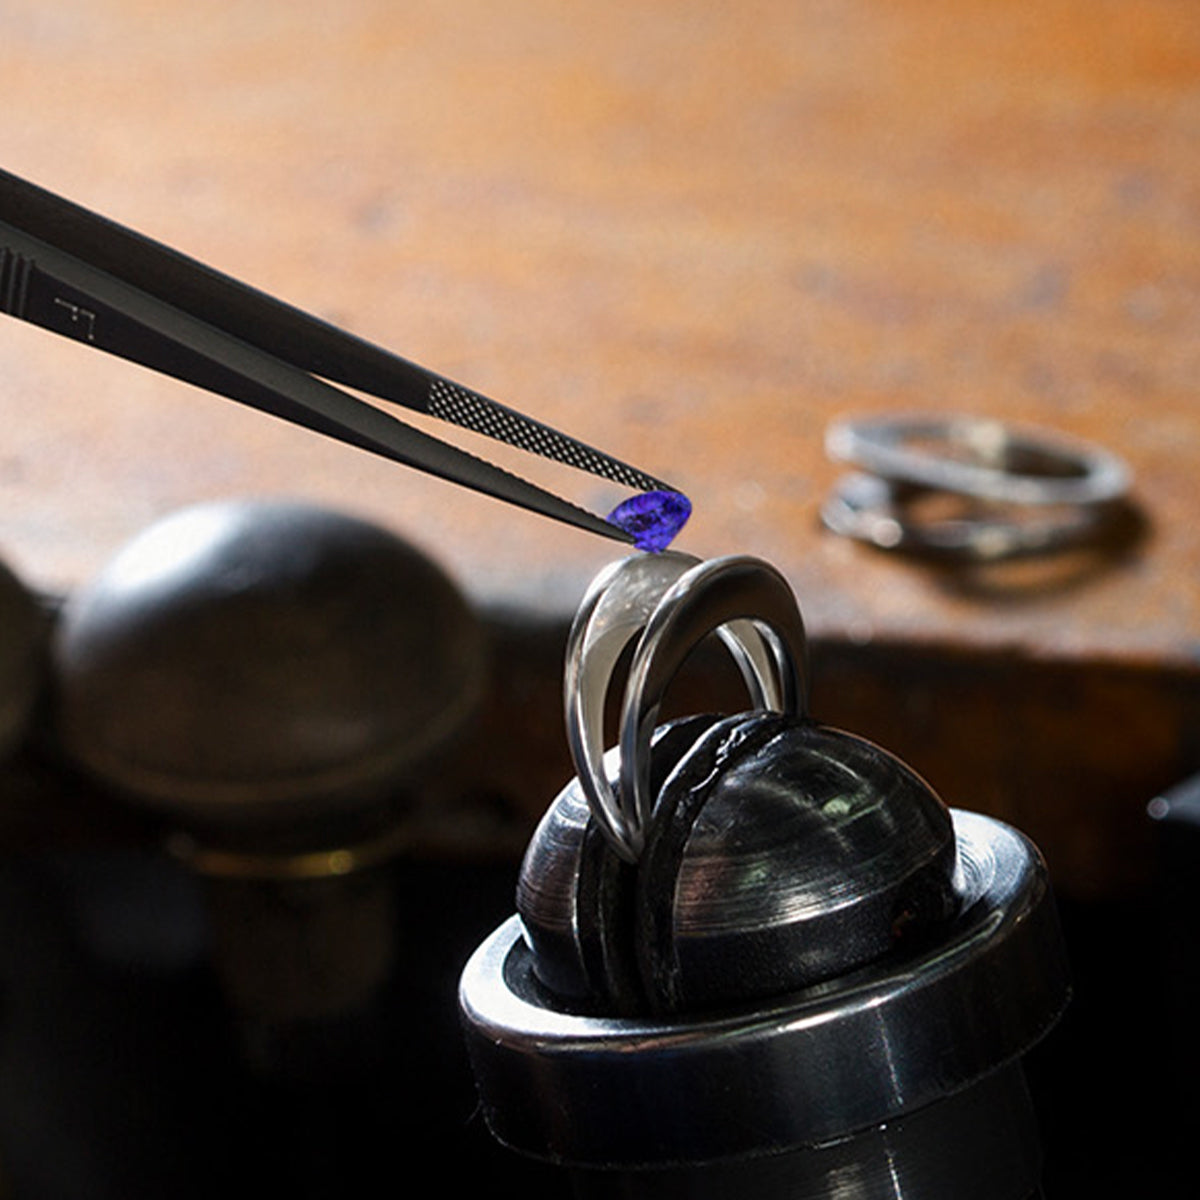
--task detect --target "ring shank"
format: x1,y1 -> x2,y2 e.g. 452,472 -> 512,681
564,553 -> 799,861
826,415 -> 1130,508
823,415 -> 1132,560
618,556 -> 809,848
821,472 -> 1114,560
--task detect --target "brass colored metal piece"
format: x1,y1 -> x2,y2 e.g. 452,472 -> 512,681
166,823 -> 413,881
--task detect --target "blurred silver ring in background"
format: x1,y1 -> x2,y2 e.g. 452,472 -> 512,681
826,414 -> 1130,507
823,415 -> 1132,560
822,472 -> 1115,561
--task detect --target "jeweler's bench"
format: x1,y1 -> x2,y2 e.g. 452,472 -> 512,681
0,2 -> 1197,1196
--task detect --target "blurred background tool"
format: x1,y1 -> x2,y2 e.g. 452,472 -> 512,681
52,499 -> 484,1031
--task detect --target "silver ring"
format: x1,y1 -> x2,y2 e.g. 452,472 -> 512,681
826,414 -> 1130,508
565,553 -> 786,862
821,472 -> 1113,561
618,556 -> 809,857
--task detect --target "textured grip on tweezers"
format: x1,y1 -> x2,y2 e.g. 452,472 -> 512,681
428,378 -> 664,493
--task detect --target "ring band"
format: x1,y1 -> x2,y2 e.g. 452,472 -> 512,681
821,472 -> 1113,560
618,556 -> 808,856
826,415 -> 1130,508
565,553 -> 787,861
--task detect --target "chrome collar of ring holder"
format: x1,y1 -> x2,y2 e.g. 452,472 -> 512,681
823,414 -> 1132,560
459,552 -> 1070,1172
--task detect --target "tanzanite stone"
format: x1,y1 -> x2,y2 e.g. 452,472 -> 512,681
606,490 -> 692,552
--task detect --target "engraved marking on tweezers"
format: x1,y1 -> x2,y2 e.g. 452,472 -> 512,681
52,296 -> 97,342
427,378 -> 661,491
0,248 -> 33,319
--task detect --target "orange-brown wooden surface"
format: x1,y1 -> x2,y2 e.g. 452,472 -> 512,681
1,0 -> 1198,894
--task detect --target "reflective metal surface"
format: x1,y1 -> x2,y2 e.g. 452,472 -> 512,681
564,551 -> 784,861
826,414 -> 1130,508
567,1062 -> 1044,1200
822,415 -> 1133,561
634,713 -> 957,1012
617,556 -> 809,858
518,714 -> 959,1015
53,499 -> 483,829
462,809 -> 1070,1167
523,553 -> 953,1016
821,471 -> 1115,561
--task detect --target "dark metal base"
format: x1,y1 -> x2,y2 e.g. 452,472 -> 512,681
567,1063 -> 1041,1200
0,848 -> 1183,1199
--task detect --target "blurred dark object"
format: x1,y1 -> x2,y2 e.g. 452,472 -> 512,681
0,847 -> 1189,1199
1149,774 -> 1200,1125
48,499 -> 485,1067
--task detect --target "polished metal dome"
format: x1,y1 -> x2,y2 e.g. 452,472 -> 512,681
518,710 -> 958,1016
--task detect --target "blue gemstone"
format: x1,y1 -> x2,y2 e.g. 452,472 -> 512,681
606,490 -> 692,552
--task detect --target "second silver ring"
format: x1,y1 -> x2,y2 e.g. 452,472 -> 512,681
565,553 -> 803,862
618,556 -> 809,855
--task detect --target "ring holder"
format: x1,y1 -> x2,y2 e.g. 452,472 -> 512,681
461,550 -> 1071,1187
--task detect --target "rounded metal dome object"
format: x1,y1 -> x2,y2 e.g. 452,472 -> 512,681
53,499 -> 483,830
518,711 -> 958,1016
639,712 -> 958,1012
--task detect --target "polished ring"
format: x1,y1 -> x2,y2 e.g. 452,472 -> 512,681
821,472 -> 1114,561
618,556 -> 809,858
565,553 -> 789,862
826,414 -> 1130,508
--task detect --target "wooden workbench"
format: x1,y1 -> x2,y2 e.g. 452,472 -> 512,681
1,0 -> 1198,897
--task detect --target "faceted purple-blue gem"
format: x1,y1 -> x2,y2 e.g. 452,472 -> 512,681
606,490 -> 692,552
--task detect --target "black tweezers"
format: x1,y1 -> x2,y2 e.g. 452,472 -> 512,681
0,167 -> 676,543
